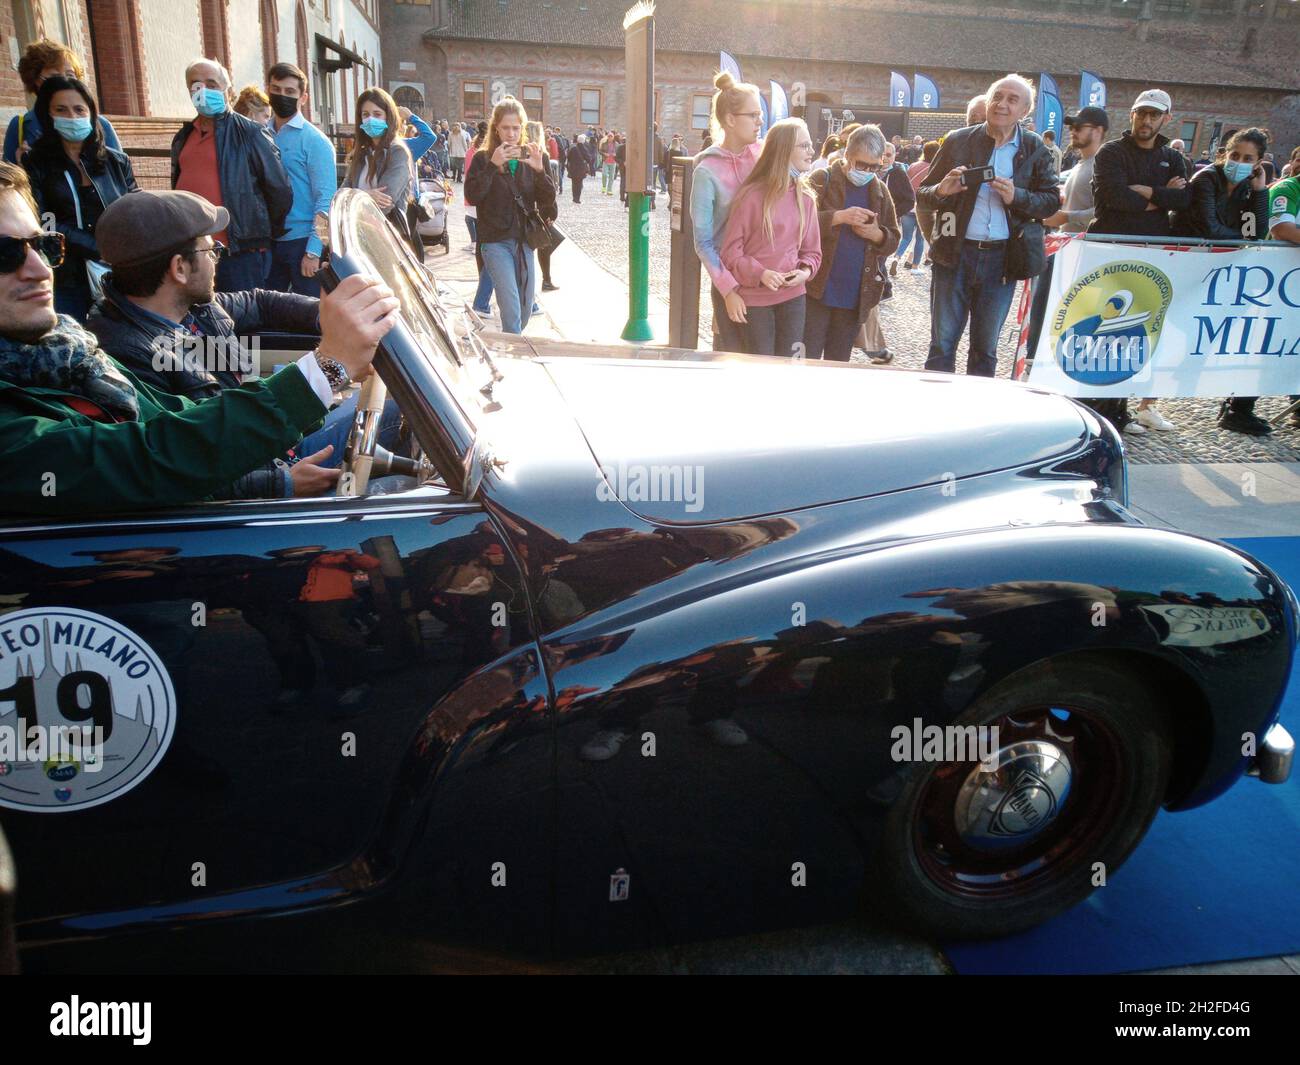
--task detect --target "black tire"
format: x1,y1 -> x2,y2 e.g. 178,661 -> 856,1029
874,657 -> 1172,940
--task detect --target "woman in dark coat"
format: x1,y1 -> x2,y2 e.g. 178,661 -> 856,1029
23,75 -> 137,321
1172,127 -> 1274,436
566,134 -> 591,204
464,96 -> 556,334
803,124 -> 900,362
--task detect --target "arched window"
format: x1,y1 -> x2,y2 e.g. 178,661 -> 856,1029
199,0 -> 231,70
259,0 -> 279,78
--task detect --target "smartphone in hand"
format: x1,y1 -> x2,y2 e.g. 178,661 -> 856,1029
959,165 -> 997,189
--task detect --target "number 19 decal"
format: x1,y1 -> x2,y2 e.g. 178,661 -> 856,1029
0,609 -> 176,812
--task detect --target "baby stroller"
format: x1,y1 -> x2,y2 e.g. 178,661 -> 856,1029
416,173 -> 453,255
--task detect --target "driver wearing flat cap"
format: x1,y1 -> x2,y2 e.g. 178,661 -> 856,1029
86,189 -> 397,499
0,162 -> 398,516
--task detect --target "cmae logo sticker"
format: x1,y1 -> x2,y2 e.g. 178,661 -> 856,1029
1050,260 -> 1173,386
50,997 -> 151,1045
0,608 -> 176,812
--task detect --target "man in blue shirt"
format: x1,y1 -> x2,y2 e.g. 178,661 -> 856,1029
918,74 -> 1058,377
265,62 -> 336,297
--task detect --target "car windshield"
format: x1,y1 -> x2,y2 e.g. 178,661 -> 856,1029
327,189 -> 503,485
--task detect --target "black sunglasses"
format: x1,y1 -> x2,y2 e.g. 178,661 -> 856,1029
0,233 -> 65,273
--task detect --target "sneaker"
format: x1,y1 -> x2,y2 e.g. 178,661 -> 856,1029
867,349 -> 893,365
1218,408 -> 1273,436
1136,405 -> 1176,431
889,259 -> 898,277
580,729 -> 629,762
1122,419 -> 1147,435
541,281 -> 558,292
699,718 -> 748,747
908,264 -> 926,276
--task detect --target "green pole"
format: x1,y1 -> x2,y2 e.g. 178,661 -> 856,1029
622,190 -> 654,342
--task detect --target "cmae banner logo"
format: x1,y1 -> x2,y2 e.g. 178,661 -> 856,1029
0,608 -> 176,813
1050,259 -> 1173,386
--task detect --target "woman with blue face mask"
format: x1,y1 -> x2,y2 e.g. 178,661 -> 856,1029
802,122 -> 900,362
342,88 -> 415,242
22,76 -> 137,320
1173,127 -> 1269,242
1172,127 -> 1274,436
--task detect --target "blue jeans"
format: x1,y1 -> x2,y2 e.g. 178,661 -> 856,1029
473,266 -> 494,315
216,248 -> 270,293
295,394 -> 403,468
480,238 -> 535,334
897,213 -> 925,266
924,240 -> 1017,378
653,165 -> 669,192
267,236 -> 321,297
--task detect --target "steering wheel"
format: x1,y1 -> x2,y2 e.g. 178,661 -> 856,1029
338,372 -> 388,497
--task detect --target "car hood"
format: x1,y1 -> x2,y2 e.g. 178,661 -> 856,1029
541,357 -> 1091,525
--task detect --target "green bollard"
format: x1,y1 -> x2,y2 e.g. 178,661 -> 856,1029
622,190 -> 654,342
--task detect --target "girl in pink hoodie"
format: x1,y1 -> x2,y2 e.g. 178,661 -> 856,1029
718,118 -> 822,358
690,71 -> 763,353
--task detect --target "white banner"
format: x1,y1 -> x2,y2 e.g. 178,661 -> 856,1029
1026,237 -> 1300,398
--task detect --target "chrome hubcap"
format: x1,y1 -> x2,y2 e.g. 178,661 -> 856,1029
953,740 -> 1072,851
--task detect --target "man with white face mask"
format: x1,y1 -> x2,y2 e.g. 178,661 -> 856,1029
171,57 -> 292,293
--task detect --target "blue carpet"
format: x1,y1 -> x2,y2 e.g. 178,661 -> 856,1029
943,536 -> 1300,974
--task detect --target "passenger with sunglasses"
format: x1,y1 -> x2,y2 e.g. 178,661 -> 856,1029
0,168 -> 400,515
22,75 -> 137,321
803,124 -> 900,362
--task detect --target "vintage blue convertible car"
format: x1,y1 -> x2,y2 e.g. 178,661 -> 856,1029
0,191 -> 1294,968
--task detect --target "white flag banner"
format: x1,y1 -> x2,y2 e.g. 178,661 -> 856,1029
1026,237 -> 1300,399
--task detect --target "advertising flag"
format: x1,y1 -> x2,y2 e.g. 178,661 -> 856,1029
890,71 -> 912,108
913,72 -> 940,110
1036,72 -> 1060,131
1042,93 -> 1064,139
1080,71 -> 1106,109
759,93 -> 770,136
720,51 -> 743,82
770,81 -> 790,123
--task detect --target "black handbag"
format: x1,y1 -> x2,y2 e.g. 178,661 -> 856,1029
1005,220 -> 1046,280
512,168 -> 562,253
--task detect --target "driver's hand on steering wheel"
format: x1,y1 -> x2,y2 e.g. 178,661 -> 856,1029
289,445 -> 342,497
318,274 -> 400,381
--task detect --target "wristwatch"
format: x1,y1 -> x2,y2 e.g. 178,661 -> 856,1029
313,349 -> 351,392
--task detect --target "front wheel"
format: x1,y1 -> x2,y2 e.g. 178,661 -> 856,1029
875,658 -> 1172,939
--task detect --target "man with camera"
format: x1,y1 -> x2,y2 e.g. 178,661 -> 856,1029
918,74 -> 1058,377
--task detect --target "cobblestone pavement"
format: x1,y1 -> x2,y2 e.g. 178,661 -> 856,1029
550,185 -> 1300,467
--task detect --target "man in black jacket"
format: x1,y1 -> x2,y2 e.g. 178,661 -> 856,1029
918,74 -> 1058,377
1088,88 -> 1191,434
172,58 -> 292,294
85,190 -> 396,498
1090,89 -> 1190,238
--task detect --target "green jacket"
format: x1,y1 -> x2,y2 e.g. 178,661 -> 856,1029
0,360 -> 327,518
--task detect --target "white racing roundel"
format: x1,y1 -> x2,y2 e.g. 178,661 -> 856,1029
0,608 -> 176,812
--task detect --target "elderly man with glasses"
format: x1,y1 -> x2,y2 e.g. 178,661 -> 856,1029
918,74 -> 1059,378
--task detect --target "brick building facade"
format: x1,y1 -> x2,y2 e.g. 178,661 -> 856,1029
384,0 -> 1300,159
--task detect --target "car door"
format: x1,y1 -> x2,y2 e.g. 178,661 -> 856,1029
0,490 -> 553,956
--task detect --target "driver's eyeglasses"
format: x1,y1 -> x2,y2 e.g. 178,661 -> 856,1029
0,233 -> 64,273
191,241 -> 226,263
851,160 -> 886,173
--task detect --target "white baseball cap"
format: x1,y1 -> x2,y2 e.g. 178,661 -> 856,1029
1131,89 -> 1172,113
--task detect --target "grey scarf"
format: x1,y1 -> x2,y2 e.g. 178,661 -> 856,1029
0,314 -> 139,420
